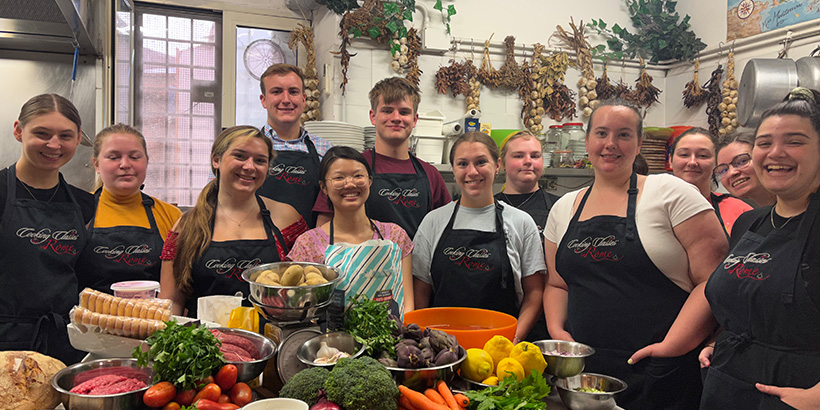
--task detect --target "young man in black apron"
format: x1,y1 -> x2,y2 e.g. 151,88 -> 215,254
258,64 -> 332,228
313,77 -> 450,238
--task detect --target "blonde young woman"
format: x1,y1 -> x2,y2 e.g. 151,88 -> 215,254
0,94 -> 94,364
544,100 -> 727,410
159,126 -> 306,316
75,124 -> 181,293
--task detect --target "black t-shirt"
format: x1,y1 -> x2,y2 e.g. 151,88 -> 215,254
494,187 -> 560,236
730,205 -> 820,310
0,167 -> 95,223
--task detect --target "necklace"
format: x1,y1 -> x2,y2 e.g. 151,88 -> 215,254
219,203 -> 257,227
502,189 -> 539,207
20,180 -> 59,203
770,206 -> 797,229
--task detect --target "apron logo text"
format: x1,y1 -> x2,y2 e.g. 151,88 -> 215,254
722,253 -> 771,280
443,247 -> 493,271
17,227 -> 79,255
269,163 -> 308,185
378,188 -> 421,208
93,244 -> 156,266
566,235 -> 622,261
205,257 -> 262,279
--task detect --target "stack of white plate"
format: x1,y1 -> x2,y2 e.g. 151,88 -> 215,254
364,126 -> 376,151
567,140 -> 587,157
304,121 -> 365,151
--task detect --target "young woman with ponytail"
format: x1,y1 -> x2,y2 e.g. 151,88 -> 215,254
158,126 -> 306,316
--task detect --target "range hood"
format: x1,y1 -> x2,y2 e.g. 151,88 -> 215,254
0,0 -> 101,55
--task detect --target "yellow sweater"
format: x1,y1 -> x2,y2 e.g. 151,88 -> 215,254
93,188 -> 182,240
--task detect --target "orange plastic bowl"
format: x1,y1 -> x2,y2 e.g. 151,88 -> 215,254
404,307 -> 517,350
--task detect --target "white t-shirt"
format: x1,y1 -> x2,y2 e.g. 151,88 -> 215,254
544,174 -> 713,292
413,201 -> 547,303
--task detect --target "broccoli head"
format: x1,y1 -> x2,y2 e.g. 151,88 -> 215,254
279,366 -> 330,405
324,356 -> 399,410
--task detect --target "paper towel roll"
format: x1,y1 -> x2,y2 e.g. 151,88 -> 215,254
464,108 -> 480,119
442,121 -> 464,137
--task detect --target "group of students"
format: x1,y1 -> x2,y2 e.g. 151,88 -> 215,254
1,63 -> 818,409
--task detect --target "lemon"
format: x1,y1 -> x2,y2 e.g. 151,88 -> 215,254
483,335 -> 514,369
462,348 -> 494,382
481,376 -> 499,386
496,357 -> 526,381
509,341 -> 547,377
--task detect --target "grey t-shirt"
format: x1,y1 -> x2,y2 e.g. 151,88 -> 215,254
412,201 -> 547,303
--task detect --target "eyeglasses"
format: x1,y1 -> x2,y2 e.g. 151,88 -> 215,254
326,174 -> 369,189
713,153 -> 752,179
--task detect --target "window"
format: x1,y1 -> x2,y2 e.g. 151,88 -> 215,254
134,3 -> 222,207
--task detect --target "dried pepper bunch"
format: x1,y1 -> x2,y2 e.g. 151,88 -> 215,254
682,58 -> 708,108
718,51 -> 739,136
703,64 -> 724,136
595,62 -> 618,101
554,18 -> 598,116
435,61 -> 471,97
634,57 -> 661,108
288,24 -> 322,123
497,35 -> 526,90
478,34 -> 502,88
403,28 -> 422,86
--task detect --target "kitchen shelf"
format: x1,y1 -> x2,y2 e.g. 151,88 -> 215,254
432,164 -> 594,177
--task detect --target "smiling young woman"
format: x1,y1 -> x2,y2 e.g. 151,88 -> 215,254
413,131 -> 546,343
715,132 -> 776,207
158,126 -> 306,316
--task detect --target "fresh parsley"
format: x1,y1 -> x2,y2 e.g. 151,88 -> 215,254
343,295 -> 399,357
132,320 -> 225,391
465,370 -> 551,410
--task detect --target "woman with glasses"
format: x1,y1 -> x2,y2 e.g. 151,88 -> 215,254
670,127 -> 752,236
158,126 -> 306,316
715,132 -> 776,207
288,146 -> 414,320
413,132 -> 546,344
700,88 -> 820,409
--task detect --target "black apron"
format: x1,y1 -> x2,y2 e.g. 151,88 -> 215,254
701,195 -> 820,410
257,128 -> 321,228
186,195 -> 287,317
0,165 -> 87,364
366,151 -> 431,239
429,201 -> 519,317
75,190 -> 164,293
555,173 -> 700,410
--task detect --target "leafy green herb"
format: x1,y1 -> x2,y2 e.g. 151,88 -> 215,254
132,320 -> 225,391
343,295 -> 399,357
465,370 -> 551,410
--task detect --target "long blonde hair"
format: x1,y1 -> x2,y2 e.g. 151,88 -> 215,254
172,126 -> 273,295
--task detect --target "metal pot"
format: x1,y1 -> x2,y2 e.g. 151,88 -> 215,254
797,56 -> 820,92
738,58 -> 798,128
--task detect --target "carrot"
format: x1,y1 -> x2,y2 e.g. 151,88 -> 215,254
453,393 -> 470,408
399,395 -> 419,410
436,380 -> 460,410
398,385 -> 449,410
424,388 -> 446,406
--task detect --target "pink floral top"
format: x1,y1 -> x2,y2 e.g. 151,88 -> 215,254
287,220 -> 414,263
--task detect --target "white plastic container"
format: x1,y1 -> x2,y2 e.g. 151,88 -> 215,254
414,110 -> 446,137
110,280 -> 160,299
415,135 -> 446,164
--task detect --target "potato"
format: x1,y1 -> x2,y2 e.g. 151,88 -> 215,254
280,265 -> 305,286
305,277 -> 328,286
256,269 -> 281,285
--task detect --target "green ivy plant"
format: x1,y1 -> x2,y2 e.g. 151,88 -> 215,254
587,0 -> 706,63
433,0 -> 457,35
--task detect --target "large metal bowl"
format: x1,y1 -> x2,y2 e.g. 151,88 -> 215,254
297,331 -> 366,368
554,373 -> 627,410
242,262 -> 342,310
249,294 -> 330,322
51,358 -> 153,410
385,346 -> 467,391
533,340 -> 595,378
214,327 -> 277,382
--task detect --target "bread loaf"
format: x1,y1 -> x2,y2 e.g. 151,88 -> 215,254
78,288 -> 171,322
0,351 -> 65,410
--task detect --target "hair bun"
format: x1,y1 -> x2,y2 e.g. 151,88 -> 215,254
788,87 -> 817,104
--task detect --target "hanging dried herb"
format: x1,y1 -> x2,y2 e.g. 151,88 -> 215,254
634,58 -> 661,108
289,24 -> 322,123
478,34 -> 502,88
595,62 -> 618,100
497,35 -> 525,90
703,64 -> 724,136
682,58 -> 707,108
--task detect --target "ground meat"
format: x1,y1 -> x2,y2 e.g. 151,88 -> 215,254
70,374 -> 147,395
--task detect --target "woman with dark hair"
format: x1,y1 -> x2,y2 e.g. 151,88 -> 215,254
0,94 -> 94,364
714,131 -> 777,207
670,127 -> 752,236
413,132 -> 545,343
158,126 -> 306,316
700,87 -> 820,409
288,146 -> 414,321
544,100 -> 727,410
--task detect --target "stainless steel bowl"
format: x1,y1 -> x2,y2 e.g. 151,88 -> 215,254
214,327 -> 277,382
51,358 -> 153,410
249,294 -> 330,322
555,373 -> 627,410
385,346 -> 467,391
533,340 -> 595,378
297,331 -> 366,368
242,262 -> 342,310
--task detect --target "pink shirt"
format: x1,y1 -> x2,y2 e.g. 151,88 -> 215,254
287,220 -> 414,263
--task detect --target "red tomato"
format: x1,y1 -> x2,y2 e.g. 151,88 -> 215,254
192,383 -> 222,403
143,381 -> 176,408
215,364 -> 238,391
196,376 -> 215,389
217,394 -> 231,403
194,398 -> 240,410
174,389 -> 196,406
161,402 -> 182,410
229,382 -> 253,407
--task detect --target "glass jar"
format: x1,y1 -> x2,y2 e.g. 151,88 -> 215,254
553,150 -> 575,168
545,125 -> 563,152
562,122 -> 586,157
